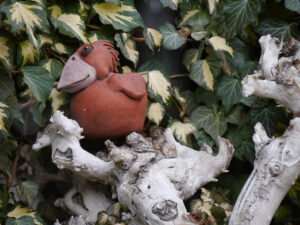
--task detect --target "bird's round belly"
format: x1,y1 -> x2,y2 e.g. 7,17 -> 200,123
70,81 -> 147,139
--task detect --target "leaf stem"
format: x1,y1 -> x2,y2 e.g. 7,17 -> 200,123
46,47 -> 67,64
8,143 -> 24,187
87,24 -> 100,30
20,98 -> 36,109
169,74 -> 188,79
132,37 -> 145,42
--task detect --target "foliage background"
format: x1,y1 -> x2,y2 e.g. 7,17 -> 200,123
0,0 -> 300,224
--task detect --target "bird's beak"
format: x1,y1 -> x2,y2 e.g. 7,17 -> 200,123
57,53 -> 96,93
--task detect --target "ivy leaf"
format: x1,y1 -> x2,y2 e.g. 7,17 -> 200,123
51,13 -> 88,43
168,120 -> 196,144
105,0 -> 121,6
144,70 -> 172,105
93,0 -> 144,32
190,60 -> 214,91
191,106 -> 228,142
159,22 -> 186,50
0,0 -> 49,50
22,66 -> 54,103
17,181 -> 39,206
147,102 -> 165,125
115,33 -> 139,68
182,45 -> 204,71
179,9 -> 210,27
29,103 -> 47,127
138,58 -> 169,76
216,76 -> 243,112
0,72 -> 15,99
143,28 -> 163,52
288,179 -> 300,206
49,89 -> 67,112
160,0 -> 178,10
7,205 -> 45,225
0,185 -> 8,221
47,5 -> 62,19
17,40 -> 37,67
38,34 -> 53,49
224,0 -> 261,36
209,36 -> 233,58
250,106 -> 286,137
285,0 -> 300,14
0,35 -> 13,70
0,100 -> 10,133
208,0 -> 219,14
256,19 -> 299,40
39,58 -> 63,80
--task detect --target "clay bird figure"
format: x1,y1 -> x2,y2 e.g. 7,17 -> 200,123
57,40 -> 147,139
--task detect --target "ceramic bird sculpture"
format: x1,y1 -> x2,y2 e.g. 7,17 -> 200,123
57,40 -> 147,139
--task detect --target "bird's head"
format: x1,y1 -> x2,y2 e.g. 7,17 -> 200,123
57,40 -> 119,93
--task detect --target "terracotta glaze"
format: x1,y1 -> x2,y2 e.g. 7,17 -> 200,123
57,40 -> 147,139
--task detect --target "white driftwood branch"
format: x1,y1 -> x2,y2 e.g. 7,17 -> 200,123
33,111 -> 234,225
242,34 -> 300,113
229,118 -> 300,225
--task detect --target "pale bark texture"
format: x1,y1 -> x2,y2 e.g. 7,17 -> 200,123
33,111 -> 234,225
230,35 -> 300,225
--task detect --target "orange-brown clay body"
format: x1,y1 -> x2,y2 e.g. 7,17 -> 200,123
57,40 -> 147,139
71,73 -> 147,139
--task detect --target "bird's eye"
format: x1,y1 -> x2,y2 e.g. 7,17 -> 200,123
80,45 -> 93,57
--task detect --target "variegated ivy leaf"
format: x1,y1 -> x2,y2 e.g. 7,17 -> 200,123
143,28 -> 163,52
49,88 -> 66,112
147,102 -> 165,125
93,0 -> 144,32
0,100 -> 9,133
40,58 -> 63,80
7,205 -> 45,225
169,120 -> 195,144
0,35 -> 13,70
191,30 -> 209,41
208,0 -> 219,14
122,66 -> 132,73
18,40 -> 37,67
190,60 -> 214,90
160,0 -> 178,10
115,33 -> 139,68
22,66 -> 54,103
105,0 -> 121,6
209,36 -> 233,57
159,22 -> 186,50
51,13 -> 88,43
182,45 -> 204,71
51,42 -> 72,55
0,0 -> 49,50
16,180 -> 39,206
144,70 -> 171,104
38,34 -> 53,48
179,9 -> 210,27
47,5 -> 62,19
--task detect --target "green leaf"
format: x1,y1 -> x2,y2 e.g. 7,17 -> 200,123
288,179 -> 300,206
0,72 -> 15,99
22,66 -> 54,103
250,106 -> 286,137
195,130 -> 215,147
182,45 -> 204,71
191,106 -> 228,142
179,9 -> 210,27
29,103 -> 47,127
226,105 -> 243,125
105,0 -> 121,6
273,205 -> 292,225
0,100 -> 10,133
0,185 -> 8,220
17,40 -> 37,67
138,58 -> 169,76
256,19 -> 299,40
190,60 -> 214,90
143,28 -> 163,51
0,138 -> 16,169
0,0 -> 49,50
160,0 -> 178,10
182,90 -> 198,116
49,89 -> 67,112
159,22 -> 186,50
5,216 -> 35,225
216,76 -> 243,112
39,58 -> 63,80
147,102 -> 165,125
7,205 -> 45,225
0,35 -> 13,70
93,0 -> 144,32
285,0 -> 300,14
106,202 -> 121,217
209,36 -> 233,57
115,33 -> 139,67
224,0 -> 261,36
47,5 -> 62,19
96,211 -> 109,225
168,120 -> 196,144
51,13 -> 88,43
17,181 -> 39,206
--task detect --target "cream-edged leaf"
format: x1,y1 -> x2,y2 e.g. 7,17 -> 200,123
0,36 -> 13,70
0,0 -> 49,50
49,88 -> 66,112
122,66 -> 132,73
115,33 -> 139,68
159,22 -> 186,50
18,40 -> 37,67
208,0 -> 219,14
7,205 -> 44,225
144,70 -> 171,104
93,0 -> 144,32
191,30 -> 209,41
51,13 -> 88,43
182,45 -> 204,71
0,101 -> 9,133
143,28 -> 163,51
40,58 -> 63,80
147,102 -> 165,125
209,36 -> 233,57
105,0 -> 121,5
47,5 -> 62,19
160,0 -> 178,10
179,9 -> 210,27
51,43 -> 69,55
38,34 -> 53,48
190,60 -> 214,90
169,121 -> 195,144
